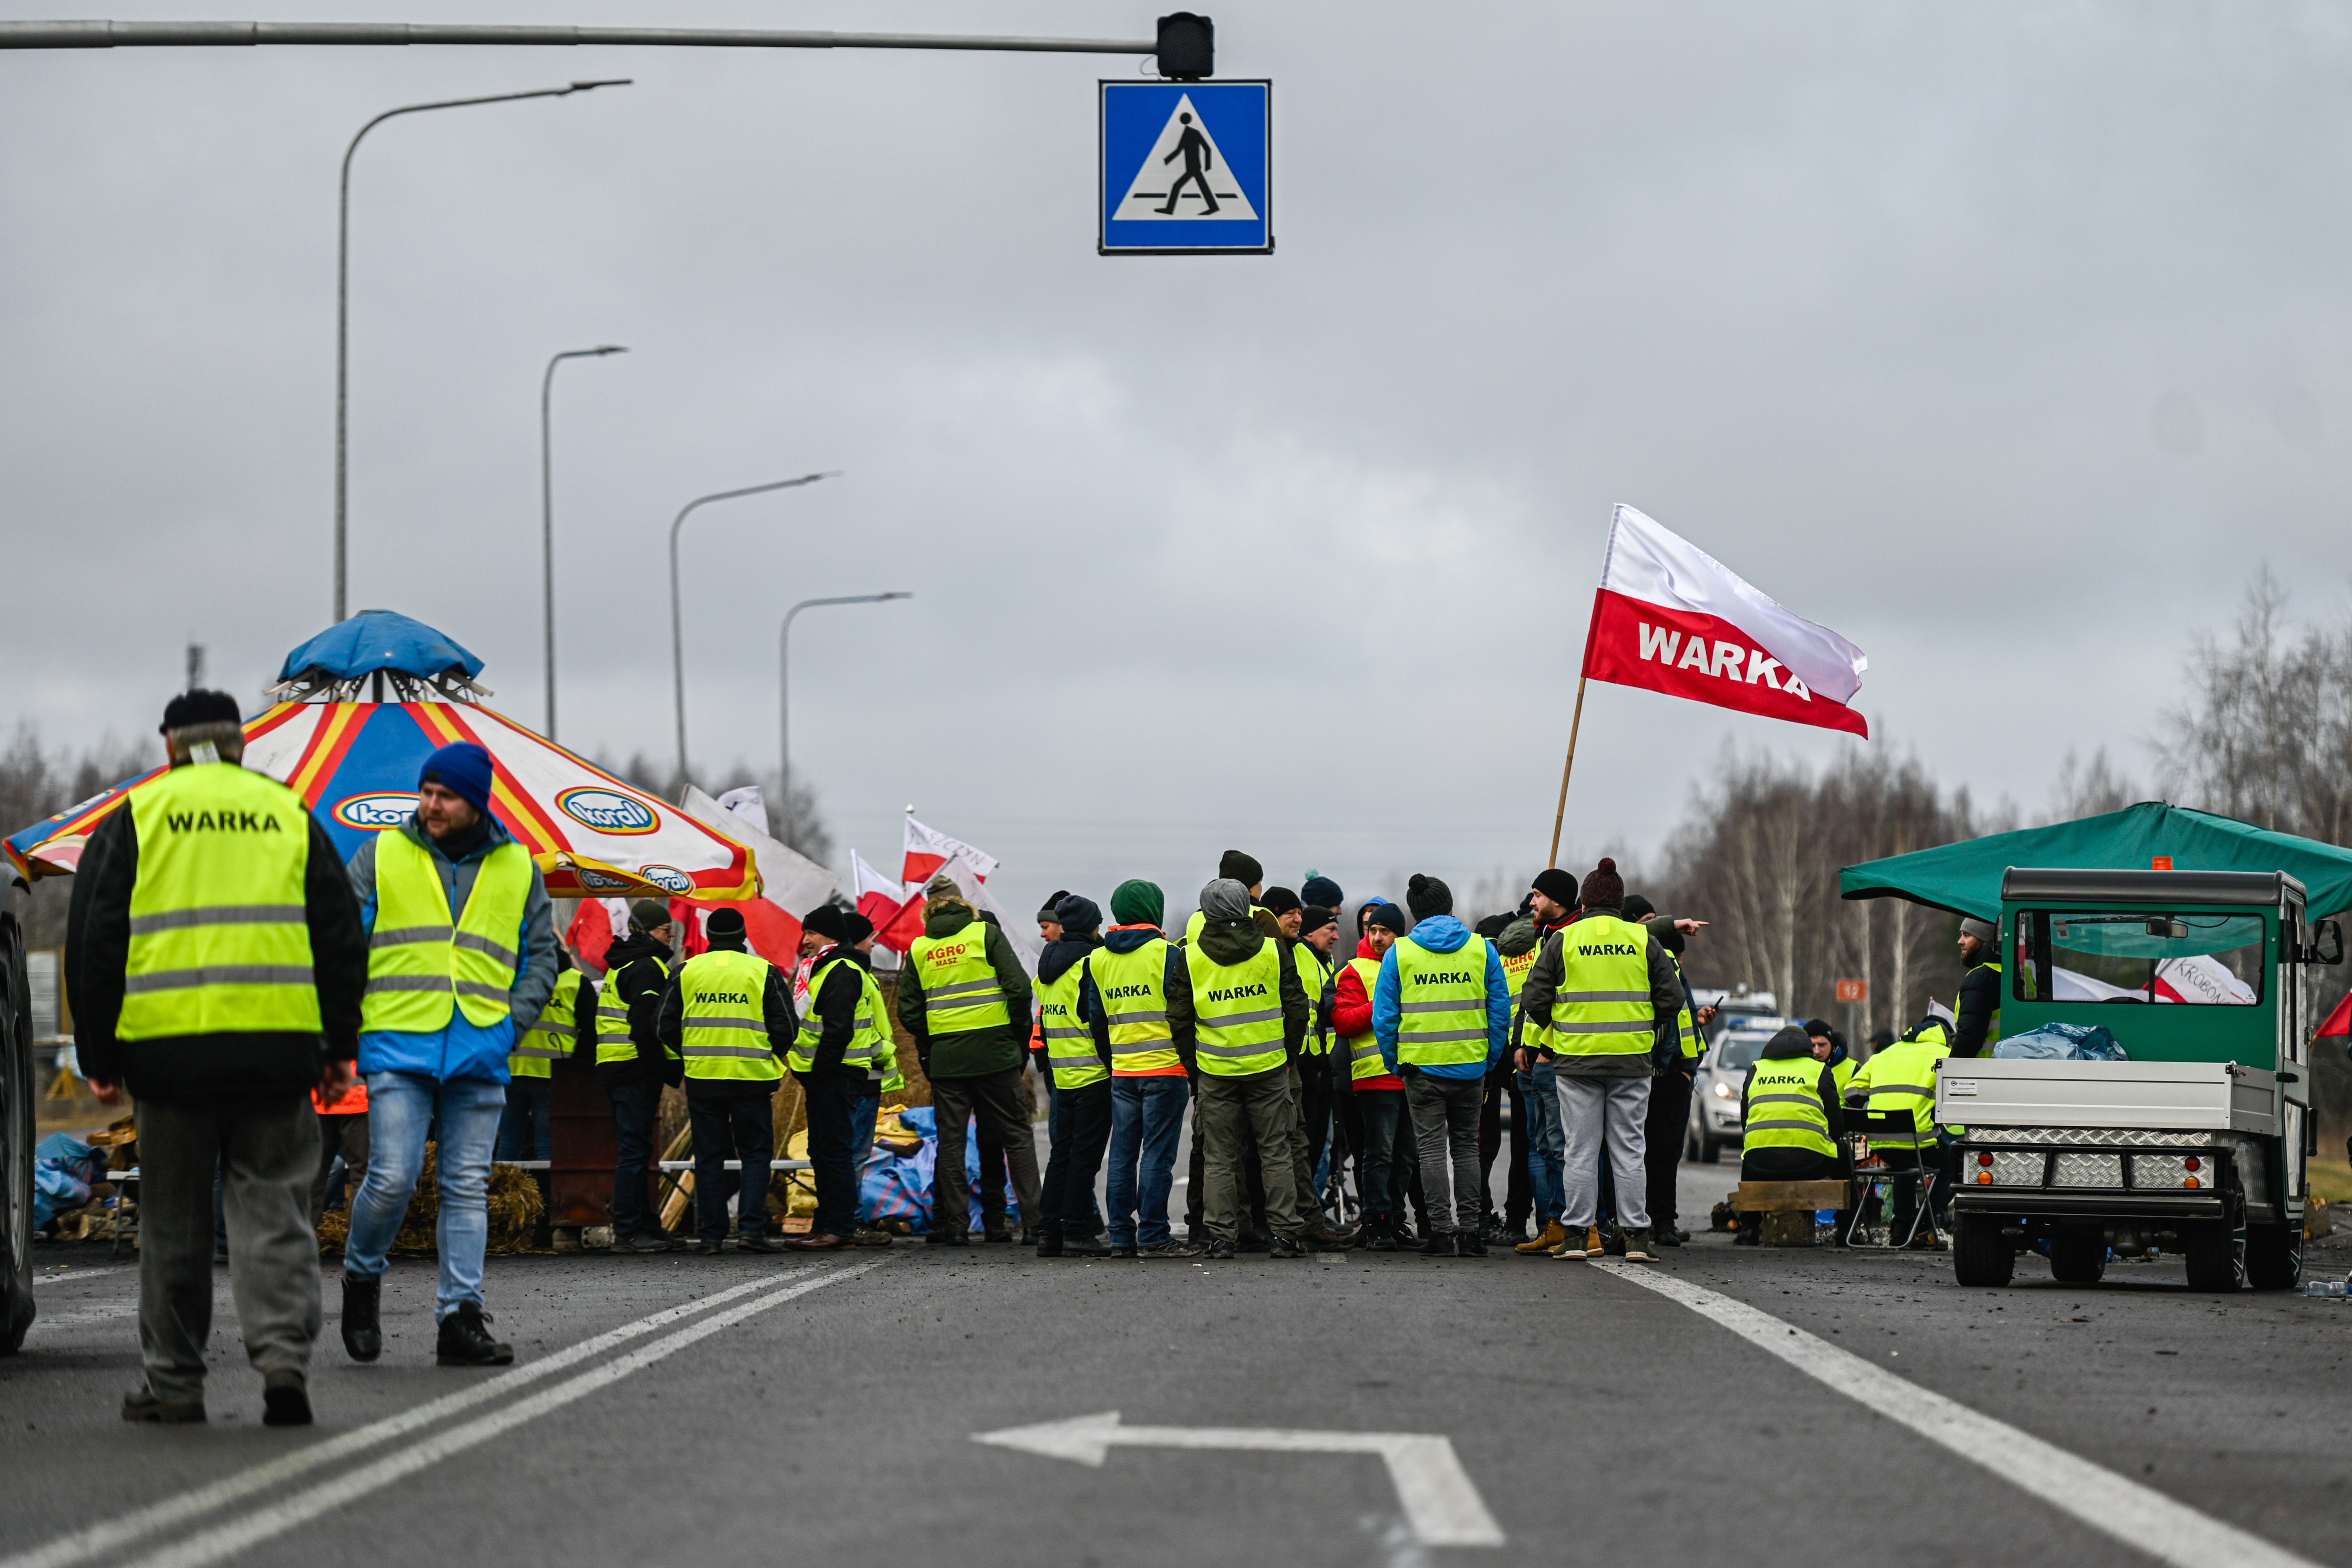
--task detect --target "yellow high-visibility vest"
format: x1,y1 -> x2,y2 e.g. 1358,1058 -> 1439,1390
1034,958 -> 1108,1090
1547,915 -> 1655,1059
788,956 -> 892,1079
509,966 -> 585,1078
1089,939 -> 1181,1075
118,762 -> 321,1040
362,830 -> 530,1033
908,926 -> 1010,1034
595,954 -> 668,1066
1295,943 -> 1333,1057
1848,1025 -> 1950,1149
1342,955 -> 1388,1083
1390,934 -> 1492,1069
1185,939 -> 1287,1078
1742,1056 -> 1836,1159
676,947 -> 781,1084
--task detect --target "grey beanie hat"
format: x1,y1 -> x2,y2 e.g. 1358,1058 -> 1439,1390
1959,916 -> 1997,944
1198,878 -> 1251,922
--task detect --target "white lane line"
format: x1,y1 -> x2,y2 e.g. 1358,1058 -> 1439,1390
119,1258 -> 892,1568
34,1266 -> 135,1287
1,1269 -> 812,1568
1591,1261 -> 2318,1568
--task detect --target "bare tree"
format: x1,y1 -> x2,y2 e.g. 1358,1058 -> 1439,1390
0,725 -> 154,948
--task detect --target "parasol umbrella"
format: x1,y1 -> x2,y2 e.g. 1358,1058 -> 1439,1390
6,610 -> 759,902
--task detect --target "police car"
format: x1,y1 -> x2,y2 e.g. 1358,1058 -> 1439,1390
1685,1014 -> 1794,1164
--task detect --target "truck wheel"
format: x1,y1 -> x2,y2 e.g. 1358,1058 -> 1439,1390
1953,1216 -> 2013,1287
2245,1223 -> 2301,1291
2049,1231 -> 2107,1284
2182,1219 -> 2247,1293
0,916 -> 36,1354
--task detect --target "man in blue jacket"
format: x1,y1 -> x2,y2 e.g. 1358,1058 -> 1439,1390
1373,875 -> 1511,1257
339,743 -> 556,1367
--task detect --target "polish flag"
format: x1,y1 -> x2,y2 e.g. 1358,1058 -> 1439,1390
564,897 -> 632,974
854,849 -> 928,953
1580,504 -> 1869,738
903,815 -> 999,887
2320,990 -> 2352,1038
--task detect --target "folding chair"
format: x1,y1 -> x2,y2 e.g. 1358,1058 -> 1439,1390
1843,1110 -> 1942,1250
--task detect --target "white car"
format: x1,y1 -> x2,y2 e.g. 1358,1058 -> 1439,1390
1685,1016 -> 1793,1164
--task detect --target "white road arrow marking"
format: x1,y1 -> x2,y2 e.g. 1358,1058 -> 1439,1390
972,1411 -> 1505,1547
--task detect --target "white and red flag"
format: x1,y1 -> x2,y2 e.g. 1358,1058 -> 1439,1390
1581,504 -> 1869,738
902,815 -> 999,887
854,849 -> 927,952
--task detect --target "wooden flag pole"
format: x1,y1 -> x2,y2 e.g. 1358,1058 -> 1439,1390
1546,674 -> 1590,869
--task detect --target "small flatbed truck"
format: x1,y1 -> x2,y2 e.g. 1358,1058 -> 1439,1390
1940,867 -> 2342,1291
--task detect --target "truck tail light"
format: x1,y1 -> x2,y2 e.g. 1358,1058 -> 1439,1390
2183,1156 -> 2201,1171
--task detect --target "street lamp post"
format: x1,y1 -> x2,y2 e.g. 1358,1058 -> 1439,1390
540,344 -> 627,738
668,473 -> 837,788
779,592 -> 913,795
333,78 -> 629,624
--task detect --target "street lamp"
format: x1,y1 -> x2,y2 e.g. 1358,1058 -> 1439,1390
333,78 -> 630,625
540,344 -> 627,739
779,592 -> 913,794
668,473 -> 838,788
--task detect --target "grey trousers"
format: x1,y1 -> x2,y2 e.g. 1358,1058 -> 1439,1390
1197,1067 -> 1304,1242
1405,1074 -> 1485,1234
136,1093 -> 323,1402
931,1069 -> 1042,1237
1556,1072 -> 1652,1232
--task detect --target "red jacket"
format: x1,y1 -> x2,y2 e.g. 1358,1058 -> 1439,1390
1333,937 -> 1400,1091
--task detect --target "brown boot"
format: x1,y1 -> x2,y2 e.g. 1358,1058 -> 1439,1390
1518,1221 -> 1569,1255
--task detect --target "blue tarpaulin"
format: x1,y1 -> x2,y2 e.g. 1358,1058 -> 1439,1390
277,609 -> 484,684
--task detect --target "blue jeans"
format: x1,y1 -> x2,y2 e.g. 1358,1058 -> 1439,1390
495,1077 -> 551,1162
345,1071 -> 505,1321
1105,1077 -> 1189,1247
1520,1061 -> 1565,1225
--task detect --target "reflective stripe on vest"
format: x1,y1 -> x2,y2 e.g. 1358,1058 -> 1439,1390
788,956 -> 891,1078
677,948 -> 781,1083
118,762 -> 321,1040
1185,939 -> 1287,1078
509,966 -> 584,1078
1391,933 -> 1491,1068
1742,1057 -> 1836,1158
1035,957 -> 1107,1090
908,926 -> 1010,1034
1669,955 -> 1703,1060
1088,939 -> 1180,1075
1548,915 -> 1655,1057
361,830 -> 530,1033
594,955 -> 669,1065
1295,944 -> 1333,1056
1341,956 -> 1387,1082
1852,1032 -> 1949,1149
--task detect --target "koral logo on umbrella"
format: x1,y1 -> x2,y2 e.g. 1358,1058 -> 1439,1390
556,787 -> 659,835
638,864 -> 693,894
333,792 -> 418,831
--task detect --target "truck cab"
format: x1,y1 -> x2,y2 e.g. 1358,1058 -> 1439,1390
1942,867 -> 2341,1291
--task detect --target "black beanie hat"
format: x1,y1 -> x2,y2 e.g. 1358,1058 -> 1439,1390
1299,905 -> 1337,937
1054,894 -> 1103,935
1579,857 -> 1625,910
1301,875 -> 1344,909
842,911 -> 875,943
629,898 -> 673,934
1473,912 -> 1511,939
1366,902 -> 1408,935
804,903 -> 849,942
1037,890 -> 1072,922
704,907 -> 747,943
1622,893 -> 1656,921
1405,874 -> 1453,920
1218,849 -> 1264,887
1259,887 -> 1302,916
1530,868 -> 1578,908
159,689 -> 242,735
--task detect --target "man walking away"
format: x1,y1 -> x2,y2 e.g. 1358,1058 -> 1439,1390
1176,878 -> 1310,1259
1089,880 -> 1198,1259
1036,894 -> 1114,1257
660,906 -> 795,1253
341,742 -> 556,1367
68,691 -> 368,1426
1734,1024 -> 1847,1241
1374,877 -> 1509,1256
1334,901 -> 1412,1249
597,900 -> 681,1252
1517,858 -> 1684,1263
901,884 -> 1038,1243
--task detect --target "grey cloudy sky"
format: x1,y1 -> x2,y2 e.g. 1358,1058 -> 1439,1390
5,1 -> 2350,925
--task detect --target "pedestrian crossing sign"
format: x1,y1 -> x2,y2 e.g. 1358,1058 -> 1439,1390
1099,80 -> 1271,255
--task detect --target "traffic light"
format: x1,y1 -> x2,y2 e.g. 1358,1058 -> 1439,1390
1156,13 -> 1214,80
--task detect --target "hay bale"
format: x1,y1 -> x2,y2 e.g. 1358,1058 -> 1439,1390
314,1145 -> 545,1256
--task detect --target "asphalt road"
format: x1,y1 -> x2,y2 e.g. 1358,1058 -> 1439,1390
4,1163 -> 2349,1568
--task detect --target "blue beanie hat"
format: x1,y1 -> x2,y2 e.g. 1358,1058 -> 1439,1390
419,742 -> 495,816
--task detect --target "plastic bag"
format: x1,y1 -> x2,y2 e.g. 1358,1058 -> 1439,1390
1994,1023 -> 2127,1061
33,1133 -> 103,1228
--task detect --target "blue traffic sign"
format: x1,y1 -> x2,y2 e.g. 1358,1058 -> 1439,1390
1099,81 -> 1271,255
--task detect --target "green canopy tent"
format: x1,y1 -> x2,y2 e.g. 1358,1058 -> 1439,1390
1839,801 -> 2352,921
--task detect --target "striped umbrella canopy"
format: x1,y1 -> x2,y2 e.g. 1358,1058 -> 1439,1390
7,699 -> 758,901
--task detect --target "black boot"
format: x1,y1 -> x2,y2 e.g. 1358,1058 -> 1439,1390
340,1272 -> 382,1363
1034,1229 -> 1064,1258
436,1302 -> 514,1367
